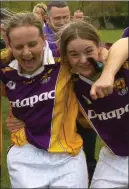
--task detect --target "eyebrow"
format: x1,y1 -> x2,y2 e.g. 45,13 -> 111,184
28,41 -> 37,44
85,46 -> 93,50
67,46 -> 93,53
14,41 -> 37,46
67,50 -> 77,53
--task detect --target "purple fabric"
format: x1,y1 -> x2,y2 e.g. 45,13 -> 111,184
44,24 -> 60,61
122,27 -> 129,38
74,67 -> 129,156
1,64 -> 60,149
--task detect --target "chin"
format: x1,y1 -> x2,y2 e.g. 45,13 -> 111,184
82,72 -> 93,79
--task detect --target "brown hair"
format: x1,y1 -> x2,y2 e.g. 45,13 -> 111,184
4,12 -> 43,43
47,1 -> 68,13
58,21 -> 101,64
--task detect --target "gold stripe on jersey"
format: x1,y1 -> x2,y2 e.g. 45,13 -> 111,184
11,128 -> 28,146
48,65 -> 83,155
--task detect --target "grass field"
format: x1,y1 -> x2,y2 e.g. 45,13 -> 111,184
1,29 -> 124,188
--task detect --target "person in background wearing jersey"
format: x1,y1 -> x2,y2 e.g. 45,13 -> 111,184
44,1 -> 71,63
0,12 -> 89,188
58,21 -> 129,188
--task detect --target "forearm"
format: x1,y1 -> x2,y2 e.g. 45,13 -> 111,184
101,38 -> 128,77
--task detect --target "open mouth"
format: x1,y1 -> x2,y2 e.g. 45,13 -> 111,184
22,58 -> 35,68
78,62 -> 92,69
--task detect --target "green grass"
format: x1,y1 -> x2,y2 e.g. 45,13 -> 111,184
1,29 -> 123,187
99,29 -> 123,43
1,97 -> 10,188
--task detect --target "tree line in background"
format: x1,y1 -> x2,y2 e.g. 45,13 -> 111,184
1,1 -> 129,29
1,1 -> 128,16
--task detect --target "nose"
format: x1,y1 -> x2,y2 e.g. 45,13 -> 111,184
60,18 -> 66,25
80,54 -> 87,64
22,46 -> 31,57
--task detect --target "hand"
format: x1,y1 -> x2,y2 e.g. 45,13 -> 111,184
98,47 -> 109,63
90,74 -> 114,100
6,110 -> 25,132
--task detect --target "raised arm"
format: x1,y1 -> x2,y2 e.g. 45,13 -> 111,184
90,38 -> 128,100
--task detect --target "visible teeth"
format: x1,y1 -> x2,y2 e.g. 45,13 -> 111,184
24,59 -> 34,64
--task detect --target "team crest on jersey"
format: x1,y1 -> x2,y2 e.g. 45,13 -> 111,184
40,69 -> 53,84
6,81 -> 16,90
114,78 -> 128,95
40,77 -> 51,84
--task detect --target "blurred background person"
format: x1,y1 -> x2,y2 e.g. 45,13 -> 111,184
73,9 -> 84,21
33,3 -> 47,26
44,1 -> 71,63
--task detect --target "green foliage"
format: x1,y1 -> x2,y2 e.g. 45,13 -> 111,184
99,29 -> 123,43
1,1 -> 48,12
1,1 -> 128,16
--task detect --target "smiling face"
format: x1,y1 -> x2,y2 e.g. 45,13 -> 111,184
66,38 -> 100,78
9,25 -> 45,74
48,6 -> 71,32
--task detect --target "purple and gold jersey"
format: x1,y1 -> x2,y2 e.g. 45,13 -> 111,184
74,62 -> 129,156
0,62 -> 82,155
